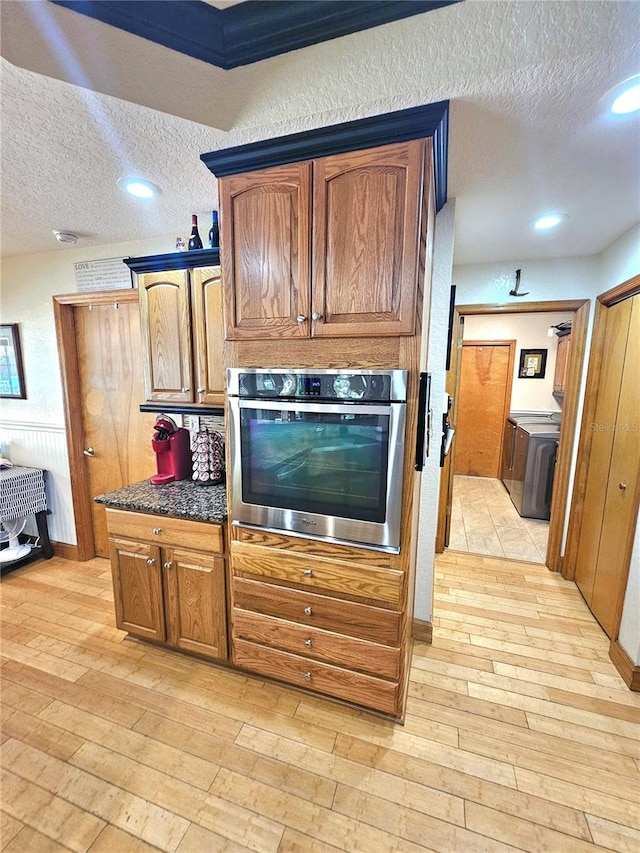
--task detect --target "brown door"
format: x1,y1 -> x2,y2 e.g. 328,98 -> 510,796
454,341 -> 514,478
75,300 -> 156,557
575,294 -> 640,636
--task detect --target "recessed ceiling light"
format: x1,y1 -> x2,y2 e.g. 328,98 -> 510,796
607,74 -> 640,116
117,177 -> 161,199
529,213 -> 568,231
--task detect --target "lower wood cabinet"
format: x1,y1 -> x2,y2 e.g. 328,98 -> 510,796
106,509 -> 227,662
230,532 -> 406,717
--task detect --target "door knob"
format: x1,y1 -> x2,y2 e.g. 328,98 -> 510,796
619,482 -> 627,491
83,447 -> 95,457
296,314 -> 307,323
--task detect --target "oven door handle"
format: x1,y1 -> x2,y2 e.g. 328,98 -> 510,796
237,399 -> 394,416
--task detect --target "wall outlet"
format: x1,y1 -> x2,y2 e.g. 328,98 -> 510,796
184,414 -> 200,432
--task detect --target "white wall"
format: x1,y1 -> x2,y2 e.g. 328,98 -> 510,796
415,200 -> 455,622
462,312 -> 573,413
0,234 -> 174,542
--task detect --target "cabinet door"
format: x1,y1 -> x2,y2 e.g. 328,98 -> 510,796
219,162 -> 311,339
138,270 -> 194,402
553,335 -> 571,393
312,140 -> 425,337
163,548 -> 228,661
109,538 -> 165,642
191,266 -> 225,406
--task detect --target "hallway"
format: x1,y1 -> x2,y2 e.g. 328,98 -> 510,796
449,475 -> 549,563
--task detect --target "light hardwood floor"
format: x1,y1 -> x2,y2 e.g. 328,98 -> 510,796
449,476 -> 549,563
1,552 -> 639,852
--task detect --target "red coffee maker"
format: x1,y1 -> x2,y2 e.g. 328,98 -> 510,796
150,416 -> 191,485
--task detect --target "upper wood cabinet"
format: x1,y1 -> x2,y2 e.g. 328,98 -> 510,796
137,263 -> 224,405
219,140 -> 429,340
553,332 -> 572,394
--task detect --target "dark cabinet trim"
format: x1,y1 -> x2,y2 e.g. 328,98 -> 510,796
124,248 -> 220,274
201,101 -> 449,211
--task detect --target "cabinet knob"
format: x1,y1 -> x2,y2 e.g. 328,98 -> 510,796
181,387 -> 189,393
296,314 -> 307,323
304,638 -> 313,647
83,446 -> 96,457
146,558 -> 155,566
311,312 -> 322,321
304,671 -> 312,681
619,482 -> 627,491
304,606 -> 313,616
303,568 -> 313,577
163,561 -> 172,569
152,528 -> 162,535
196,387 -> 205,393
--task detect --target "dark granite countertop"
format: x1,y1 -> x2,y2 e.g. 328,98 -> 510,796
95,479 -> 227,523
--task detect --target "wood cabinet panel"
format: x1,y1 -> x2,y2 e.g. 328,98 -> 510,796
232,577 -> 401,644
138,271 -> 193,402
233,639 -> 399,715
191,266 -> 225,405
164,548 -> 227,661
109,538 -> 165,642
231,540 -> 404,605
220,162 -> 311,340
312,140 -> 423,337
553,334 -> 571,394
106,508 -> 224,553
233,609 -> 400,678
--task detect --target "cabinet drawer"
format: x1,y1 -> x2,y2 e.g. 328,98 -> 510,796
233,638 -> 399,716
232,541 -> 403,605
233,577 -> 401,645
233,609 -> 399,679
106,508 -> 224,553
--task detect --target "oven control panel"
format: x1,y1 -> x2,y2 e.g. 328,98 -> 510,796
228,369 -> 407,402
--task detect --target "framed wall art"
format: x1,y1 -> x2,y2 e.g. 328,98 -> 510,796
519,348 -> 547,379
0,324 -> 26,399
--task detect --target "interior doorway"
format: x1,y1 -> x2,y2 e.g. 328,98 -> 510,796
54,290 -> 156,559
437,299 -> 589,573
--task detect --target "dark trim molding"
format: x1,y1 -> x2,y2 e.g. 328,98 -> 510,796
139,404 -> 224,417
124,248 -> 220,274
201,101 -> 450,211
52,1 -> 460,70
412,619 -> 433,643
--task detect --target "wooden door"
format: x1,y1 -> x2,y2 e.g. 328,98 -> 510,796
219,162 -> 311,340
311,140 -> 424,338
575,296 -> 640,636
191,266 -> 225,406
164,548 -> 228,661
75,300 -> 156,557
110,538 -> 165,642
454,341 -> 514,478
553,334 -> 571,393
138,270 -> 193,402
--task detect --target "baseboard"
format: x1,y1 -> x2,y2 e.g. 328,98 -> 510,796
52,541 -> 79,561
413,619 -> 433,643
609,638 -> 640,692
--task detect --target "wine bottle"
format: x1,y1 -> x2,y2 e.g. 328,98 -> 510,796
188,214 -> 203,250
208,210 -> 219,249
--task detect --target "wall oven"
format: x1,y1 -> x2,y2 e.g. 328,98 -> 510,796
227,368 -> 407,552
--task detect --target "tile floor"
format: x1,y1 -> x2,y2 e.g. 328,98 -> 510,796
448,475 -> 549,563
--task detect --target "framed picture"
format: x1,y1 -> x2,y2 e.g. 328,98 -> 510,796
0,324 -> 26,399
519,348 -> 547,379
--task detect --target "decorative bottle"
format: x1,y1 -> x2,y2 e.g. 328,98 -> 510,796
208,210 -> 219,249
188,214 -> 203,250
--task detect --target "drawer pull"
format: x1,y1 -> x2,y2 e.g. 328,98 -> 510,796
146,558 -> 155,566
303,568 -> 313,577
304,671 -> 312,681
163,561 -> 172,569
304,638 -> 313,648
152,527 -> 162,535
304,606 -> 313,616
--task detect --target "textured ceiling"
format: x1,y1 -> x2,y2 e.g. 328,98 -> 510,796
1,0 -> 638,264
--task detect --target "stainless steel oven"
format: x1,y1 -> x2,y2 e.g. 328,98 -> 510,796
227,368 -> 407,552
